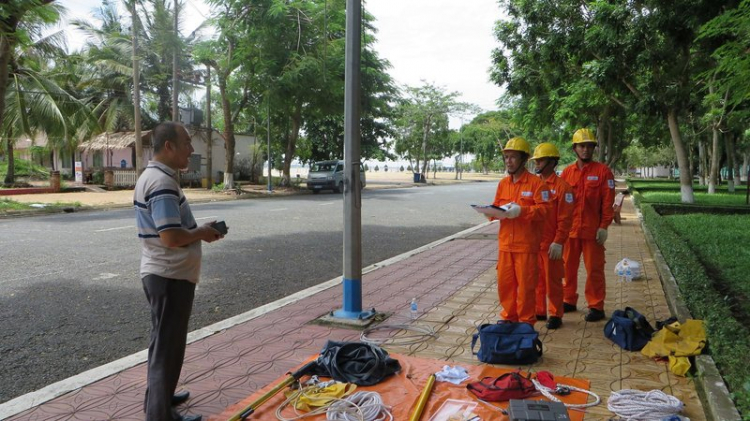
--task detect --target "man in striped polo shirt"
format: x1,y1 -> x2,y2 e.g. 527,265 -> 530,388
134,122 -> 224,421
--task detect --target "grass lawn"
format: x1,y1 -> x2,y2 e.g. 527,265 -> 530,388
666,213 -> 750,319
0,198 -> 82,214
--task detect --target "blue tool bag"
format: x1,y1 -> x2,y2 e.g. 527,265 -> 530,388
603,307 -> 656,351
471,322 -> 543,365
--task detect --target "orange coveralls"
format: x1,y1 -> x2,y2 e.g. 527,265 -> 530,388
492,171 -> 551,324
560,161 -> 615,311
536,173 -> 574,319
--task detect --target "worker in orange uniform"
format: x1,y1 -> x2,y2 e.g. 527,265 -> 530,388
560,128 -> 615,322
530,143 -> 574,329
486,137 -> 551,325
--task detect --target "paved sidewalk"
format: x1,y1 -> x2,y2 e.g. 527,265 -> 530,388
1,198 -> 707,420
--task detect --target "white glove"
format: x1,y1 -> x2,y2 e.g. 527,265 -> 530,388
504,203 -> 521,219
596,228 -> 608,245
548,243 -> 563,260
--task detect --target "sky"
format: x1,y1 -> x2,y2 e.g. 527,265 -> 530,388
57,0 -> 507,129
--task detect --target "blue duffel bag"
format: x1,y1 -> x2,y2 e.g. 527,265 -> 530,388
603,307 -> 656,351
471,321 -> 543,365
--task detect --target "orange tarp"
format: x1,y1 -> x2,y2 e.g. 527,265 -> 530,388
213,353 -> 593,421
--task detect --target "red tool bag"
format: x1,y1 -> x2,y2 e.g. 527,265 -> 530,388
466,371 -> 536,402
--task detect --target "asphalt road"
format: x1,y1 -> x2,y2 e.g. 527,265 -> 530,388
0,182 -> 498,403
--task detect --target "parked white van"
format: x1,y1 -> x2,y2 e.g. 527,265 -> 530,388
306,160 -> 366,194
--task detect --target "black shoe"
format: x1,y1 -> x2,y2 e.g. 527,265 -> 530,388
585,309 -> 606,322
172,391 -> 190,406
546,317 -> 562,330
178,415 -> 202,421
563,303 -> 577,313
536,314 -> 547,321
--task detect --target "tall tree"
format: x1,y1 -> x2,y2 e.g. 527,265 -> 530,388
394,82 -> 473,178
492,0 -> 729,203
1,0 -> 90,184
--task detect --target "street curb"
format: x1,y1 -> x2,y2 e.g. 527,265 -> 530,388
636,200 -> 742,421
0,221 -> 493,420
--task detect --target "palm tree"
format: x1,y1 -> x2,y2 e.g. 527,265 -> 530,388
1,1 -> 90,185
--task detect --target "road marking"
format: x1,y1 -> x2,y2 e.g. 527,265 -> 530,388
319,202 -> 336,206
270,208 -> 288,211
95,216 -> 216,232
95,226 -> 133,232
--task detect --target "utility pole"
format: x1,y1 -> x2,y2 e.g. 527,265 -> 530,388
131,0 -> 143,175
172,0 -> 179,121
333,0 -> 371,320
205,64 -> 212,188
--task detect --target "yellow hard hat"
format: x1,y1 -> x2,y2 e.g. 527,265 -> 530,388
572,128 -> 597,145
503,137 -> 531,155
531,143 -> 560,160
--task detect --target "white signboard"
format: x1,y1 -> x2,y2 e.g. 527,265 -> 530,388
75,161 -> 83,184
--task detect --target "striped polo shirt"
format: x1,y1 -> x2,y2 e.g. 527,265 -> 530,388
134,160 -> 201,283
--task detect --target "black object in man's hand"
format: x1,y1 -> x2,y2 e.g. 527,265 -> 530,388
211,220 -> 228,235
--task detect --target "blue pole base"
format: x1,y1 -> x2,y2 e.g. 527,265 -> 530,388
332,278 -> 376,320
332,308 -> 377,320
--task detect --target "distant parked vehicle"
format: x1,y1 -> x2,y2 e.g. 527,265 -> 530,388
306,160 -> 366,194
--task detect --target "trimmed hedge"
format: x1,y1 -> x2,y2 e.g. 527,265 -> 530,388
640,203 -> 750,415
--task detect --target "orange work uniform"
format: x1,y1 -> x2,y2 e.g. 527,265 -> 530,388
560,161 -> 615,311
492,170 -> 551,324
535,173 -> 574,319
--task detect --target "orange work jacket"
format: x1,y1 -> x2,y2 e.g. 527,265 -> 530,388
560,161 -> 615,240
492,170 -> 551,253
539,172 -> 575,250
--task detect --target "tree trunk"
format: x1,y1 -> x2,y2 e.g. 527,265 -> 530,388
726,132 -> 736,192
0,36 -> 11,185
708,123 -> 721,194
3,140 -> 15,185
605,119 -> 615,168
688,140 -> 695,182
281,101 -> 302,187
667,109 -> 694,203
218,73 -> 236,189
597,106 -> 610,162
205,64 -> 212,188
420,117 -> 431,177
697,140 -> 706,186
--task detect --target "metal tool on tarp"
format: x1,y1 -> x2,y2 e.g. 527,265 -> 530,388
409,373 -> 436,421
227,361 -> 317,421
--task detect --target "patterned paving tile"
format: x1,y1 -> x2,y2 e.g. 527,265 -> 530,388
4,199 -> 712,420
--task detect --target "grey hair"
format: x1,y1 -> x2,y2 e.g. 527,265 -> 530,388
152,122 -> 184,153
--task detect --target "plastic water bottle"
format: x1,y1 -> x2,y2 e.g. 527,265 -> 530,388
410,298 -> 418,319
660,416 -> 690,421
617,265 -> 625,282
625,261 -> 633,282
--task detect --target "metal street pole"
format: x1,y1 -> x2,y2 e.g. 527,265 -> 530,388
333,0 -> 371,319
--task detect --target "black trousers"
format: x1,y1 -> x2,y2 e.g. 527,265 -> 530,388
142,274 -> 196,421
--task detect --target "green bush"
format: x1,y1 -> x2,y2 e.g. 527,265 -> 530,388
0,159 -> 49,179
640,204 -> 750,414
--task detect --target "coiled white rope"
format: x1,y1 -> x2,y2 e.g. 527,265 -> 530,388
607,389 -> 684,420
531,379 -> 601,409
326,391 -> 393,421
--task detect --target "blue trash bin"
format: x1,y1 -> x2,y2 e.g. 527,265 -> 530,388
413,173 -> 420,183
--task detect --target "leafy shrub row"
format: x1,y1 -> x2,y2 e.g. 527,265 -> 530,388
640,203 -> 750,415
